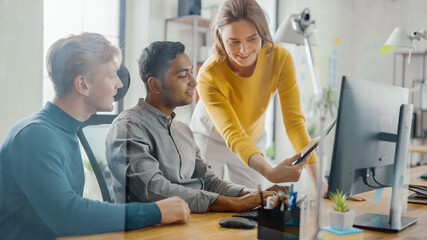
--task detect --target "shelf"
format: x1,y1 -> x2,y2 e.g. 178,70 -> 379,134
409,145 -> 427,153
164,15 -> 212,113
413,108 -> 427,112
165,15 -> 211,28
394,51 -> 427,56
412,135 -> 426,139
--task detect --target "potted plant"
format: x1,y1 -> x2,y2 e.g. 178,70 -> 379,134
328,190 -> 355,231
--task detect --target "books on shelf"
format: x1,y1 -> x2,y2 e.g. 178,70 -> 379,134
320,226 -> 363,240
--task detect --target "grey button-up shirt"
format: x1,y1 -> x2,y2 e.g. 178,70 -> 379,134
106,99 -> 244,213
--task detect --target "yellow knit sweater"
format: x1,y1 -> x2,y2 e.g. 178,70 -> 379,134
197,43 -> 316,164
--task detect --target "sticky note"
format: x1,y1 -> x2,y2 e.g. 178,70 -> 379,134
371,188 -> 384,204
335,38 -> 340,45
379,45 -> 394,55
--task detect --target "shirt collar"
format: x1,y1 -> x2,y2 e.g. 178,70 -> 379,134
43,102 -> 83,134
138,98 -> 175,127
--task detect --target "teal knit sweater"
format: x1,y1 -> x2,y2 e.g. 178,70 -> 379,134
0,102 -> 161,239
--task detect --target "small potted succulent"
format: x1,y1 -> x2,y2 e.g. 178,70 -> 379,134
328,190 -> 355,231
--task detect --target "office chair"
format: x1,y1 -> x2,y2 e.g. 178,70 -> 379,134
77,65 -> 130,202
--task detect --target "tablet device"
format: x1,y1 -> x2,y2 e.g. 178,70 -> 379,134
292,137 -> 320,165
291,119 -> 337,165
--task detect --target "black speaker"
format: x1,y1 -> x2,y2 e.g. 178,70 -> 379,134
178,0 -> 201,16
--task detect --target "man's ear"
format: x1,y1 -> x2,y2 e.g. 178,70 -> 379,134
74,75 -> 90,96
147,77 -> 162,94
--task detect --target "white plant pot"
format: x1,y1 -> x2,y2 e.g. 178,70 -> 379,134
328,210 -> 355,231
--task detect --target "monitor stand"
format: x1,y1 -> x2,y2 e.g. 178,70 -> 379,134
355,104 -> 418,233
354,213 -> 418,233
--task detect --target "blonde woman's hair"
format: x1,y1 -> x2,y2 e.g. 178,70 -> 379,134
212,0 -> 274,61
46,32 -> 122,97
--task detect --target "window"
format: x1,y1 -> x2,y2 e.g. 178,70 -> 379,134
43,0 -> 121,113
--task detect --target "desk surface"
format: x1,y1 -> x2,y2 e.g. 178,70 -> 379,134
60,166 -> 427,240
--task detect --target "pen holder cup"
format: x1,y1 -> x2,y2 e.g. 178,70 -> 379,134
257,207 -> 301,240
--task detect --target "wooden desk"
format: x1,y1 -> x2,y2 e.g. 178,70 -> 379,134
60,166 -> 427,240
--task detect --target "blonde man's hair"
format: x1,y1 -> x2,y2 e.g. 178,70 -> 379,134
212,0 -> 274,61
46,32 -> 122,97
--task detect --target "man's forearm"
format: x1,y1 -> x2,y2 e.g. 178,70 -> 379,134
208,195 -> 235,212
208,191 -> 269,213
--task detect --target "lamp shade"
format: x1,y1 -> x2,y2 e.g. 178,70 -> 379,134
274,14 -> 316,45
380,28 -> 414,54
275,14 -> 304,45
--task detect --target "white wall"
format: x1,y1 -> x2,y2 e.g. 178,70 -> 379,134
0,0 -> 43,143
278,0 -> 427,85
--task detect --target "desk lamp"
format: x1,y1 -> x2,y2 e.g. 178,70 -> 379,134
381,27 -> 427,216
380,27 -> 427,63
274,8 -> 326,239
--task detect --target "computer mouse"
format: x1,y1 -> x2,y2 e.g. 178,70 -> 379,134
218,217 -> 257,229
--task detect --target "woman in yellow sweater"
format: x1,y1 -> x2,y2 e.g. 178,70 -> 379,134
189,0 -> 316,189
191,0 -> 366,202
190,0 -> 366,201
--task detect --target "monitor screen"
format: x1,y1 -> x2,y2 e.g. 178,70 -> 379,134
328,76 -> 409,196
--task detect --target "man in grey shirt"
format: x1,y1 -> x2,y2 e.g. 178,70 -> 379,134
106,41 -> 277,213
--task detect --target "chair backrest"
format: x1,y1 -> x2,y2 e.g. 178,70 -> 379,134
77,64 -> 130,202
78,115 -> 118,202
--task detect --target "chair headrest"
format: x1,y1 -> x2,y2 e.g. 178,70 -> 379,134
114,64 -> 131,102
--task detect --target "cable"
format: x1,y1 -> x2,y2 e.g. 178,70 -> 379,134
371,167 -> 392,188
361,168 -> 384,189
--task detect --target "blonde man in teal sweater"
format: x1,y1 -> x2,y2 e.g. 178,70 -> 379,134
0,33 -> 189,240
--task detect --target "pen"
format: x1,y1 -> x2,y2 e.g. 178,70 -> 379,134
289,192 -> 298,210
283,195 -> 289,211
276,191 -> 284,210
258,184 -> 265,209
296,194 -> 307,208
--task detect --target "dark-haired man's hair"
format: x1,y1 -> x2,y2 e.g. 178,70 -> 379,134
138,41 -> 185,92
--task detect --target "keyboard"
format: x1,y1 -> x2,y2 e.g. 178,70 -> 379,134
232,209 -> 259,221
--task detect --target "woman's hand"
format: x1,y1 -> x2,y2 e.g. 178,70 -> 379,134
248,152 -> 311,183
266,153 -> 311,183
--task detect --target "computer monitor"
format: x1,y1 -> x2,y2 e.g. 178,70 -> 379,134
328,76 -> 418,233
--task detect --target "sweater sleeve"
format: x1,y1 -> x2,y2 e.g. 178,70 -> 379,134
197,71 -> 261,164
277,51 -> 317,163
11,124 -> 161,237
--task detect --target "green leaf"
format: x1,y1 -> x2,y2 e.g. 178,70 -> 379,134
328,189 -> 350,212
